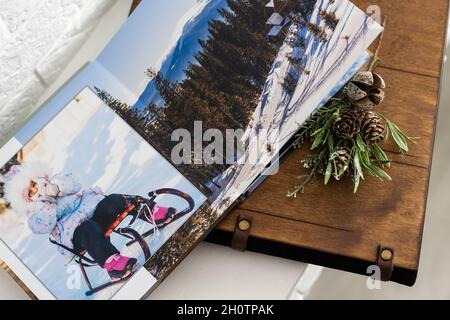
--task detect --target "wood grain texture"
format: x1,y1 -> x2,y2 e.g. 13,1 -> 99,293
358,0 -> 449,78
213,0 -> 449,279
0,261 -> 37,300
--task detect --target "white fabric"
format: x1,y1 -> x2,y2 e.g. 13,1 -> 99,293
0,0 -> 116,145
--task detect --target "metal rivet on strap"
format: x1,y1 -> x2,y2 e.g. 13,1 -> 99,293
238,220 -> 251,232
381,249 -> 393,261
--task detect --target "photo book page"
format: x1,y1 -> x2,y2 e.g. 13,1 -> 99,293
0,0 -> 382,299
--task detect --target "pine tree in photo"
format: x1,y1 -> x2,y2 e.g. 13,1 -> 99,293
287,53 -> 310,75
307,22 -> 328,42
148,1 -> 287,145
94,87 -> 130,118
144,0 -> 317,182
320,10 -> 339,31
292,0 -> 316,18
94,0 -> 319,194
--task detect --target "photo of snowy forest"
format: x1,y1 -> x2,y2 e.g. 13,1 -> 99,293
96,0 -> 319,195
95,0 -> 381,202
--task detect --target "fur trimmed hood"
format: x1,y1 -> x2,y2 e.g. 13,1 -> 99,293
4,162 -> 53,215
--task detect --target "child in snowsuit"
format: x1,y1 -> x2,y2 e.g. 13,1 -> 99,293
4,162 -> 175,281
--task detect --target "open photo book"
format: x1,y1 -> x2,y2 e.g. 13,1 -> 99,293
0,0 -> 382,300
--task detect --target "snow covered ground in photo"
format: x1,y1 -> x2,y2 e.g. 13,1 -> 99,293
0,88 -> 206,300
210,0 -> 382,215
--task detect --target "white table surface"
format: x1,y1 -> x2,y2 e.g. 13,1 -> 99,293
149,242 -> 308,300
0,0 -> 317,300
0,241 -> 311,300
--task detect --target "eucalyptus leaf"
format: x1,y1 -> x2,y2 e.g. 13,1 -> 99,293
354,169 -> 361,193
356,134 -> 366,152
332,158 -> 338,178
372,144 -> 391,168
311,130 -> 325,150
388,121 -> 409,152
324,161 -> 333,185
393,121 -> 417,143
370,164 -> 392,181
327,133 -> 334,151
312,128 -> 323,137
354,150 -> 365,180
358,147 -> 371,168
338,165 -> 349,178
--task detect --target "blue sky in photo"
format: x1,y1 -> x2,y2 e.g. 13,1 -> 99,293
97,0 -> 198,95
16,0 -> 218,145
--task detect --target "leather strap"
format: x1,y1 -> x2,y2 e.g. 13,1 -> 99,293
231,215 -> 253,252
377,246 -> 395,282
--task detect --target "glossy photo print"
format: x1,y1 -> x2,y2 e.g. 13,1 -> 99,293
92,0 -> 381,204
0,87 -> 206,299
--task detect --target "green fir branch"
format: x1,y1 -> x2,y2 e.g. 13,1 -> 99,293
289,79 -> 416,196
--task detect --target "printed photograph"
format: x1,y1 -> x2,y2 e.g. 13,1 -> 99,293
93,0 -> 381,202
0,87 -> 207,299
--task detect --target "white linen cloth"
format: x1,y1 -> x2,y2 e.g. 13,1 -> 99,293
0,0 -> 115,145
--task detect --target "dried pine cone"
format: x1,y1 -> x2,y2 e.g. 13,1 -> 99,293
333,108 -> 362,139
334,146 -> 351,179
362,111 -> 385,143
347,71 -> 386,110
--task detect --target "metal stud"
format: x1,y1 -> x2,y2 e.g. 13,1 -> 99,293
238,220 -> 251,232
381,249 -> 393,261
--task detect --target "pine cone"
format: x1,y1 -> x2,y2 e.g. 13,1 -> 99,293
333,108 -> 362,139
347,71 -> 386,110
362,111 -> 385,143
334,146 -> 351,179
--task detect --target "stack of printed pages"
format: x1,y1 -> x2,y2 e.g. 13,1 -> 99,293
0,0 -> 382,299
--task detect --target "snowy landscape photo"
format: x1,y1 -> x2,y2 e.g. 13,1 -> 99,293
0,87 -> 206,299
93,0 -> 382,204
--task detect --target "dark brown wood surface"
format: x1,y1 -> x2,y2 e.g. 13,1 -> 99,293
212,0 -> 449,284
128,1 -> 448,284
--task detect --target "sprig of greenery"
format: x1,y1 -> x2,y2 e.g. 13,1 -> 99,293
377,113 -> 417,155
288,90 -> 416,197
